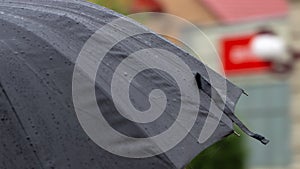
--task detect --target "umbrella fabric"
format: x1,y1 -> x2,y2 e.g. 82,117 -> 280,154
0,0 -> 268,169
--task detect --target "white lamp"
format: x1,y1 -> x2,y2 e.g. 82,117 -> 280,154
251,34 -> 286,61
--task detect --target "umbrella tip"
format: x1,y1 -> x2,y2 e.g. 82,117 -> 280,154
252,134 -> 270,145
234,130 -> 241,137
260,138 -> 270,145
242,90 -> 249,96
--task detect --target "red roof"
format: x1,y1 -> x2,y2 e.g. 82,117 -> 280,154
201,0 -> 288,24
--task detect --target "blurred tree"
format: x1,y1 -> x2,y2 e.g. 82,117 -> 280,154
187,129 -> 247,169
89,0 -> 133,15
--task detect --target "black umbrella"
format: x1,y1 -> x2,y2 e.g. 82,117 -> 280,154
0,0 -> 268,169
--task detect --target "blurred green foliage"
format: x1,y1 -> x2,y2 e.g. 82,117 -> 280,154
89,0 -> 132,15
187,130 -> 247,169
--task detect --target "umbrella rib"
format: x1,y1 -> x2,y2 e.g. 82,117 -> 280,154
194,72 -> 270,145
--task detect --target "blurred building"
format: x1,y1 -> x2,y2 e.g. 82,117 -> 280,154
289,1 -> 300,169
131,0 -> 299,169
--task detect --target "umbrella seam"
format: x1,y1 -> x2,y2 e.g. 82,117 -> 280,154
0,81 -> 46,169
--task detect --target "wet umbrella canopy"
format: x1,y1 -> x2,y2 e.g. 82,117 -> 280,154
0,0 -> 269,169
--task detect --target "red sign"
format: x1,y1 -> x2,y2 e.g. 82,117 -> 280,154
221,34 -> 272,75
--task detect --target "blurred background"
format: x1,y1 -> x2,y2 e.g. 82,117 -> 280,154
89,0 -> 300,169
